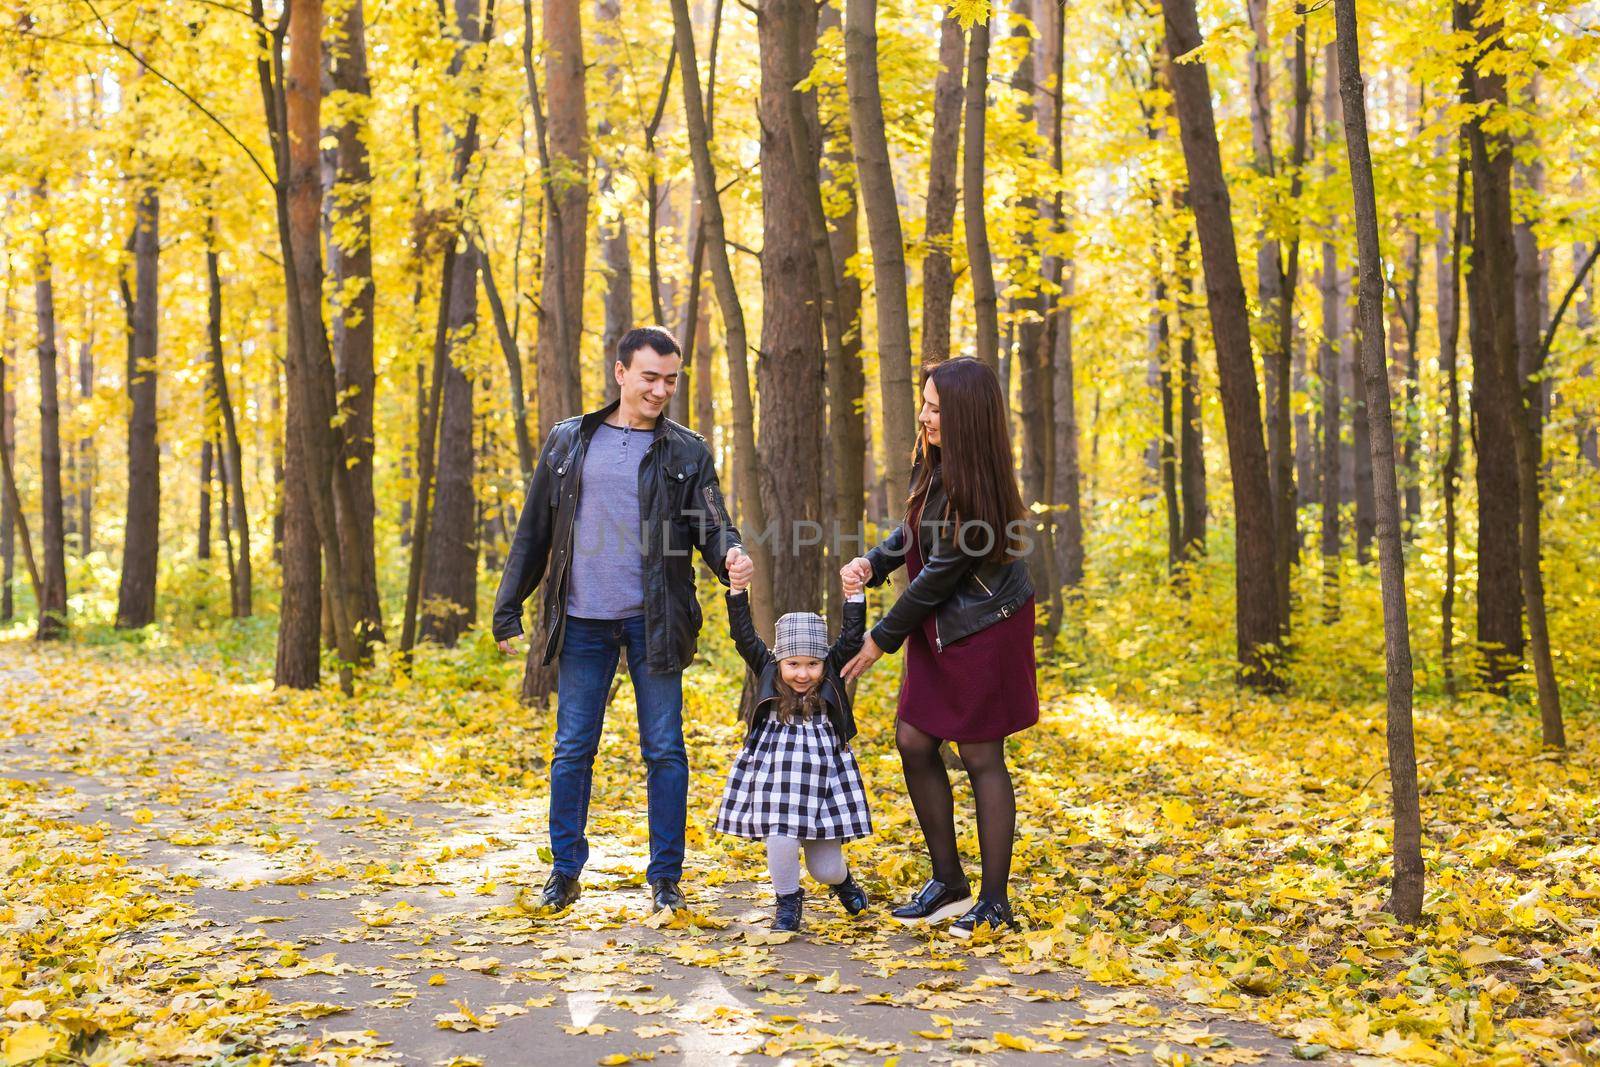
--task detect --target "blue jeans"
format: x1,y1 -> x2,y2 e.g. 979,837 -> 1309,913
550,614 -> 687,883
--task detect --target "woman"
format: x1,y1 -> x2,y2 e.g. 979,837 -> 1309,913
841,357 -> 1038,938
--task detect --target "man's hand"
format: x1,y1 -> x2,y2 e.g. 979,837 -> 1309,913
726,545 -> 754,592
841,632 -> 884,682
840,556 -> 872,592
496,637 -> 520,656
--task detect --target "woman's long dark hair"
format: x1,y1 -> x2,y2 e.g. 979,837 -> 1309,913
906,357 -> 1028,563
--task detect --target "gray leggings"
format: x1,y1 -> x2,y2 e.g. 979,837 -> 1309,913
765,836 -> 846,895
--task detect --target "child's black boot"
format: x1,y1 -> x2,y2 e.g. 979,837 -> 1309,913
830,873 -> 869,916
773,889 -> 803,932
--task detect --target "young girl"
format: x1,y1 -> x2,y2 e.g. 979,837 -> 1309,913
714,560 -> 873,932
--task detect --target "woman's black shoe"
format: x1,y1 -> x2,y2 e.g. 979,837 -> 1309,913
773,889 -> 804,932
830,874 -> 869,916
948,897 -> 1019,939
890,878 -> 973,926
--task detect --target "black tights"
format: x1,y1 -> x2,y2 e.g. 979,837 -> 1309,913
895,719 -> 1016,904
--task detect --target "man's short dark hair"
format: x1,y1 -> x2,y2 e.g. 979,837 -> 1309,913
618,326 -> 682,368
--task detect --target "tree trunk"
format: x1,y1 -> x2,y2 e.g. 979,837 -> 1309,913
0,341 -> 42,617
1161,0 -> 1283,685
596,0 -> 632,407
421,0 -> 487,648
481,249 -> 535,479
116,186 -> 160,630
1439,154 -> 1464,692
1012,0 -> 1058,613
1,331 -> 15,622
1178,254 -> 1207,560
32,192 -> 69,639
206,245 -> 253,617
1334,0 -> 1423,924
921,15 -> 964,370
670,0 -> 773,632
329,0 -> 382,652
844,0 -> 915,515
1054,262 -> 1085,586
1351,281 -> 1375,561
1576,241 -> 1597,467
1319,241 -> 1342,623
818,1 -> 865,634
963,21 -> 999,371
199,439 -> 214,560
1461,0 -> 1524,687
76,324 -> 93,556
268,0 -> 363,692
1246,0 -> 1293,634
1511,73 -> 1562,748
536,0 -> 588,432
756,0 -> 826,613
1157,275 -> 1180,573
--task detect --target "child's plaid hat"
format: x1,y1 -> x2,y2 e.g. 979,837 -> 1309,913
773,612 -> 829,661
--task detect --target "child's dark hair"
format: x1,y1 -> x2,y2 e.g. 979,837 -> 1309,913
774,679 -> 825,725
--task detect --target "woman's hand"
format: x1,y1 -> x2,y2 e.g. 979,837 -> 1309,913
841,632 -> 884,682
840,556 -> 873,592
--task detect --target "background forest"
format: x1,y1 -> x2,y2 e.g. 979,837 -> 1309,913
2,0 -> 1600,1062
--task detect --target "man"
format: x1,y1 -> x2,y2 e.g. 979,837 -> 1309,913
493,325 -> 752,916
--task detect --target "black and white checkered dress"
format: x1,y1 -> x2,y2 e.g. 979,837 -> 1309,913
715,713 -> 873,841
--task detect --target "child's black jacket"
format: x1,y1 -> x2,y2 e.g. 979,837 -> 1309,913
725,592 -> 866,751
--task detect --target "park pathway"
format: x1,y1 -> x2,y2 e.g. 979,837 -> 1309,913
1,644 -> 1334,1066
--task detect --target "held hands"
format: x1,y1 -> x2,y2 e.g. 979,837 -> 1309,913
726,545 -> 754,593
840,556 -> 872,593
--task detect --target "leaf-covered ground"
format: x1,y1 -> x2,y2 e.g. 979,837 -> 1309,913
1,604 -> 1596,1065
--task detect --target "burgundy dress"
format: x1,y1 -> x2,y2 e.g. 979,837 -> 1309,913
895,505 -> 1040,743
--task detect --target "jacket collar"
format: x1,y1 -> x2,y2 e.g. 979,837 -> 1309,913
579,398 -> 692,448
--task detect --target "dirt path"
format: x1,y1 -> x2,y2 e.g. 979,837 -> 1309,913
1,645 -> 1332,1065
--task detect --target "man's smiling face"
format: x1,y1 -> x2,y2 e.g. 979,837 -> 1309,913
616,344 -> 681,421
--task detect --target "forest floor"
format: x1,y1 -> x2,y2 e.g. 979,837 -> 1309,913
1,623 -> 1596,1066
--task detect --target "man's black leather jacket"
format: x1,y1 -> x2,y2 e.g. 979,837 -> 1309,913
727,590 -> 865,749
864,458 -> 1033,653
492,399 -> 742,673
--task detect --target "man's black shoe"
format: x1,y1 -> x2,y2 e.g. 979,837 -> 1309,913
830,874 -> 869,916
890,878 -> 972,926
773,889 -> 803,932
650,878 -> 686,913
949,897 -> 1020,939
539,871 -> 581,911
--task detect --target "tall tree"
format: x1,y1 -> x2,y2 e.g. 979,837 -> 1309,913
757,0 -> 826,612
1177,250 -> 1206,560
1438,154 -> 1465,692
669,0 -> 773,630
963,19 -> 999,370
817,1 -> 865,632
535,0 -> 589,431
1014,0 -> 1059,615
920,15 -> 965,369
328,0 -> 382,650
115,185 -> 160,630
0,313 -> 13,622
844,0 -> 915,513
421,0 -> 488,648
32,186 -> 68,639
1245,0 -> 1294,632
206,242 -> 253,617
1460,0 -> 1524,686
595,0 -> 632,403
1160,0 -> 1283,684
1334,0 -> 1423,923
